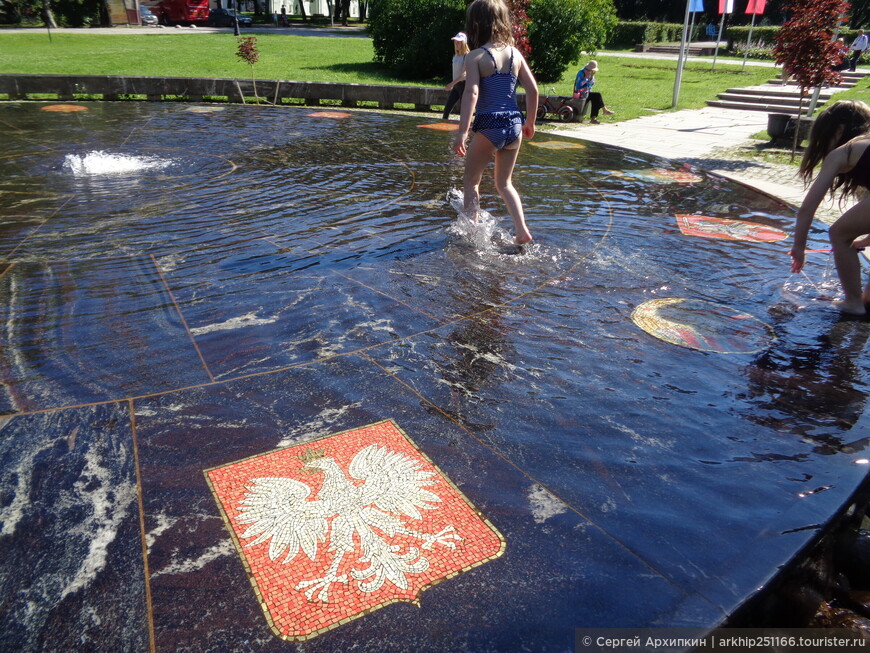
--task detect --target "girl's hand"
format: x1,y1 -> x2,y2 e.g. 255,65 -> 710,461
453,131 -> 468,156
789,248 -> 805,273
522,123 -> 535,140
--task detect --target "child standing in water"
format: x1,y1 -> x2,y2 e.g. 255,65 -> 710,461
452,0 -> 539,245
791,100 -> 870,315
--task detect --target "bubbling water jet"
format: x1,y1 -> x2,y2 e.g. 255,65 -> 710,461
62,151 -> 175,176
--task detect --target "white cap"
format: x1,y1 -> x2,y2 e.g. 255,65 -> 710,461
451,32 -> 467,42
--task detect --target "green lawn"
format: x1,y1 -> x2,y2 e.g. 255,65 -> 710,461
0,32 -> 828,120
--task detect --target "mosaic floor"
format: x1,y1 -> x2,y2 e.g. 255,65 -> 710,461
1,102 -> 870,652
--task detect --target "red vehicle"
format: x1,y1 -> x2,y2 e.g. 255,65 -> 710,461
146,0 -> 210,25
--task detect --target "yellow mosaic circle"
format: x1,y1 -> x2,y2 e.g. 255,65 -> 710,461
631,298 -> 775,354
528,140 -> 586,150
185,106 -> 225,113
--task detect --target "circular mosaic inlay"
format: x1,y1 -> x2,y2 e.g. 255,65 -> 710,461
40,104 -> 89,113
307,111 -> 352,119
611,168 -> 702,183
527,140 -> 587,150
185,106 -> 225,113
631,298 -> 775,354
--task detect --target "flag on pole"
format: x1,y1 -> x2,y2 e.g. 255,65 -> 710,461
719,0 -> 734,13
745,0 -> 766,14
690,0 -> 704,12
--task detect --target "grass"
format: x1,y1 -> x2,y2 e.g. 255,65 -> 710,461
0,32 -> 822,120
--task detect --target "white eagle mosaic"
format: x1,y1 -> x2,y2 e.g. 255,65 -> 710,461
235,444 -> 462,602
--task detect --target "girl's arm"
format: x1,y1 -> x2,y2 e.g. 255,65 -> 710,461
445,69 -> 466,91
791,146 -> 848,272
453,50 -> 482,156
516,54 -> 538,140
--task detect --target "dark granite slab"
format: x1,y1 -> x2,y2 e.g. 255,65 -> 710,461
0,101 -> 867,651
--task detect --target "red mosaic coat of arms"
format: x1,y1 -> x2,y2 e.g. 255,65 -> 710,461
205,419 -> 505,641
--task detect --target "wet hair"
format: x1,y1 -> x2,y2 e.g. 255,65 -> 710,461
465,0 -> 514,50
800,100 -> 870,198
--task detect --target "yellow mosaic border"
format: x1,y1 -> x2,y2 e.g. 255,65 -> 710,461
203,417 -> 507,642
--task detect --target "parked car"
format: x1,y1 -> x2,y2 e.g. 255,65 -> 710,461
140,7 -> 159,25
208,8 -> 253,27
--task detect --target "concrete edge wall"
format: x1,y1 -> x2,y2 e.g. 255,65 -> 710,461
0,74 -> 528,111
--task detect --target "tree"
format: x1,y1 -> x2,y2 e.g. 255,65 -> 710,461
368,0 -> 467,80
527,0 -> 617,83
510,0 -> 531,58
847,0 -> 870,28
773,0 -> 850,155
236,36 -> 261,103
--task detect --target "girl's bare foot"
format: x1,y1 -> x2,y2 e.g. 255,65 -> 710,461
515,233 -> 533,245
834,299 -> 867,315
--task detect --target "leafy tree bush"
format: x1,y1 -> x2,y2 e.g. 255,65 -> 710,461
726,25 -> 780,50
368,0 -> 466,80
773,0 -> 849,91
605,21 -> 684,48
527,0 -> 617,83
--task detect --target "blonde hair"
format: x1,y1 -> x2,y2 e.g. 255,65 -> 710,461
800,100 -> 870,198
465,0 -> 514,50
455,40 -> 470,56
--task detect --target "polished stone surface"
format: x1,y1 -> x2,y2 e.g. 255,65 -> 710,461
1,102 -> 868,651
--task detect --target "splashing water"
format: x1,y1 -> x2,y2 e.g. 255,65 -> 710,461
781,252 -> 842,304
62,151 -> 175,176
446,188 -> 531,253
445,188 -> 564,267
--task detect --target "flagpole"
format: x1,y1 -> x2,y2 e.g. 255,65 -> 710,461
742,11 -> 759,71
683,11 -> 697,73
712,11 -> 727,70
673,0 -> 693,107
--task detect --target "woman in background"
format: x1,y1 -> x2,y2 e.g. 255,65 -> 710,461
573,60 -> 614,124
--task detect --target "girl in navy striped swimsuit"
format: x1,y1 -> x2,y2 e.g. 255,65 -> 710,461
452,0 -> 539,245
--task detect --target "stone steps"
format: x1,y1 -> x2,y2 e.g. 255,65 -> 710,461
707,71 -> 869,114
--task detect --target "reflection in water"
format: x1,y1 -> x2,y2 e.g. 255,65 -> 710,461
744,316 -> 870,453
437,283 -> 511,434
435,206 -> 519,432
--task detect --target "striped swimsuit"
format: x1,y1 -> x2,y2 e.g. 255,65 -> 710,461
471,46 -> 525,150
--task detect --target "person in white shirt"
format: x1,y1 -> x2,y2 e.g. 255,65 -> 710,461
849,29 -> 868,71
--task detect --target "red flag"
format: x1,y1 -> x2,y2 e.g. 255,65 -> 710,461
745,0 -> 766,14
719,0 -> 734,13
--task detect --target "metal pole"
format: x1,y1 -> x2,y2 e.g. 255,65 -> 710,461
233,0 -> 241,36
712,12 -> 727,70
682,12 -> 697,75
672,0 -> 693,108
742,12 -> 758,71
806,12 -> 845,117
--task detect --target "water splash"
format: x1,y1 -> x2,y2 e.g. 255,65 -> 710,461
446,188 -> 501,252
445,188 -> 564,267
62,151 -> 174,176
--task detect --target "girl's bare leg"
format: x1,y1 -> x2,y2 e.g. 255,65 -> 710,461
494,138 -> 533,244
463,134 -> 495,221
828,199 -> 870,314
